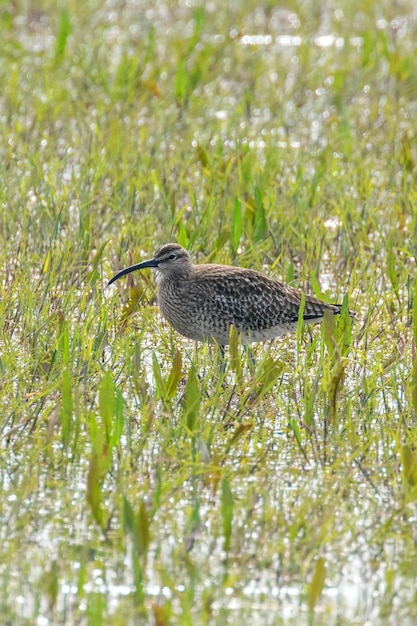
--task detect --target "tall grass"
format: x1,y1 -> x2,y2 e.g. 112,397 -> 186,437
1,1 -> 417,624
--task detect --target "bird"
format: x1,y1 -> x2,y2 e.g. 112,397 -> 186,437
108,243 -> 346,346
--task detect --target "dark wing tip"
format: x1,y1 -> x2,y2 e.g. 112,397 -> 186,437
302,304 -> 358,322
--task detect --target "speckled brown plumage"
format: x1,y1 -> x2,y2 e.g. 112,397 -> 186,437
108,243 -> 343,345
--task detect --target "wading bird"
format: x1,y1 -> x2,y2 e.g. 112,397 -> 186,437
108,243 -> 344,346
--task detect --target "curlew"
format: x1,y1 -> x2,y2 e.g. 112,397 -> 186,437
108,243 -> 346,346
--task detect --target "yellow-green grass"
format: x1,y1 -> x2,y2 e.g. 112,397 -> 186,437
1,1 -> 417,624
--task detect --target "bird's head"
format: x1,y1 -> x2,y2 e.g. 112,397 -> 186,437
108,243 -> 192,286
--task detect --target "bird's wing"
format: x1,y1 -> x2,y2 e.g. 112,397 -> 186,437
189,267 -> 338,331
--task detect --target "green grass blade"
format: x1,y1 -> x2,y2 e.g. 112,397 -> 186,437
183,365 -> 200,433
60,368 -> 73,448
230,199 -> 242,256
307,557 -> 326,613
55,8 -> 71,61
221,477 -> 233,553
98,371 -> 115,442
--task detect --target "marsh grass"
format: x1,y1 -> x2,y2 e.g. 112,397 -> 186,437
1,0 -> 417,624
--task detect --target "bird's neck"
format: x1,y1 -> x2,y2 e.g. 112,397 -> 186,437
155,267 -> 192,285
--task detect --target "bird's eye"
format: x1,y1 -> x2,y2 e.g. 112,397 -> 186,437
168,254 -> 176,260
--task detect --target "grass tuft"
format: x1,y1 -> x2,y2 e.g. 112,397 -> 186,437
2,1 -> 417,623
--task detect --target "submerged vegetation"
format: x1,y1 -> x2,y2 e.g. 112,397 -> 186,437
1,0 -> 417,624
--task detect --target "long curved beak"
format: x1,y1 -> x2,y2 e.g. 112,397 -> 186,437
108,257 -> 159,286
